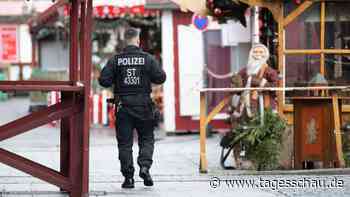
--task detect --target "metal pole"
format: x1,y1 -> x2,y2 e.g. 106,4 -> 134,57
252,6 -> 260,44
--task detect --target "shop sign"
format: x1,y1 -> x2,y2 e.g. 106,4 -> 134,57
0,25 -> 18,63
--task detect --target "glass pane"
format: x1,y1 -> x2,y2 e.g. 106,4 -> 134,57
285,3 -> 321,49
203,30 -> 231,112
325,55 -> 350,104
325,55 -> 350,85
285,55 -> 320,103
325,2 -> 350,49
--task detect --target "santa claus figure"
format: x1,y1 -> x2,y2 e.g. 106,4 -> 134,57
231,43 -> 278,120
224,44 -> 278,169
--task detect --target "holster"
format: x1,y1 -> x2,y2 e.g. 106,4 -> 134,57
150,102 -> 161,127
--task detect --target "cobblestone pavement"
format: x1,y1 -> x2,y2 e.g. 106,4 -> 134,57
0,98 -> 350,197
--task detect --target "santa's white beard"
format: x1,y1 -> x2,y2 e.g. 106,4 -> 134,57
246,59 -> 267,75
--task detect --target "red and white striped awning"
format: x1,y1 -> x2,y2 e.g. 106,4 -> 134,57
29,0 -> 159,32
92,0 -> 158,18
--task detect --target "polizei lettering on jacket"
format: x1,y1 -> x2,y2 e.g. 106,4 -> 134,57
118,57 -> 145,66
117,57 -> 145,86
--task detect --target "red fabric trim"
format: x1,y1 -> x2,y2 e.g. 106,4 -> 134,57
98,94 -> 102,124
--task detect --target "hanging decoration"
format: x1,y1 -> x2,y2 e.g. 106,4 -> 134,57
170,0 -> 208,16
168,0 -> 249,26
206,0 -> 249,26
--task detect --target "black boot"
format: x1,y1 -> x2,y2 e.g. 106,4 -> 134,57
139,167 -> 153,186
121,178 -> 135,189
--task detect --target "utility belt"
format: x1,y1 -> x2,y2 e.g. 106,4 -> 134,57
107,95 -> 152,106
107,98 -> 150,106
107,96 -> 160,125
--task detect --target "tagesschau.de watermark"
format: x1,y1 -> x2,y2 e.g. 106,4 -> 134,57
209,176 -> 345,191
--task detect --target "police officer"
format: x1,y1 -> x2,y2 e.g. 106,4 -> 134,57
98,28 -> 166,188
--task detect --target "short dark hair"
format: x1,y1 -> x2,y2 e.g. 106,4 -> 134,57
124,28 -> 139,40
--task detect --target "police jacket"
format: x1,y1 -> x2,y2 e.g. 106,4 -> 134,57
99,45 -> 166,107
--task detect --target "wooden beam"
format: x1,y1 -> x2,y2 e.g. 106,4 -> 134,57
0,148 -> 72,191
200,86 -> 350,93
320,2 -> 326,75
284,104 -> 350,113
81,0 -> 93,194
205,95 -> 232,126
0,81 -> 72,85
0,101 -> 80,141
239,0 -> 282,21
199,92 -> 208,173
0,85 -> 83,92
343,105 -> 350,113
277,5 -> 284,116
324,49 -> 350,54
284,49 -> 321,55
283,1 -> 314,27
332,96 -> 345,168
284,49 -> 350,55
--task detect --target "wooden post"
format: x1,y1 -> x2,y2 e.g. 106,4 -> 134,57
81,0 -> 93,194
332,96 -> 345,168
199,91 -> 208,173
79,0 -> 86,82
320,1 -> 325,75
69,102 -> 84,197
31,36 -> 37,67
199,93 -> 231,173
69,0 -> 80,84
277,3 -> 284,116
19,62 -> 24,81
60,92 -> 72,192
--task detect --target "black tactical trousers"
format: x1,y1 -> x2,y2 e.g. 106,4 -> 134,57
115,106 -> 155,178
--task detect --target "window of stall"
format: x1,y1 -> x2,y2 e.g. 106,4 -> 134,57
280,1 -> 350,110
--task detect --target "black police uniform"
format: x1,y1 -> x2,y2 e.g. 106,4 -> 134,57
99,45 -> 166,179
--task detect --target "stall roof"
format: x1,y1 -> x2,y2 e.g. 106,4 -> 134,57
28,0 -> 160,33
28,0 -> 68,33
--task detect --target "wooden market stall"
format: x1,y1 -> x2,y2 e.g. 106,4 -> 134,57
0,0 -> 93,196
197,0 -> 350,173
